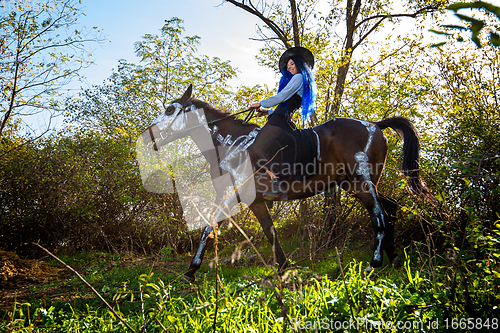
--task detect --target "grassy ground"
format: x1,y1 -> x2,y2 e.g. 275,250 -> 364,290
1,235 -> 498,332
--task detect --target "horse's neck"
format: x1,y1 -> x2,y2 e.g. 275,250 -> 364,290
210,117 -> 255,148
190,102 -> 257,149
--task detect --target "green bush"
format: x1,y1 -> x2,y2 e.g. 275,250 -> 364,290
0,130 -> 189,256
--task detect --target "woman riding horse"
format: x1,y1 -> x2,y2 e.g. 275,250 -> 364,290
249,47 -> 317,201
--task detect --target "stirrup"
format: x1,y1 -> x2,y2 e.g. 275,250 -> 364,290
263,178 -> 288,201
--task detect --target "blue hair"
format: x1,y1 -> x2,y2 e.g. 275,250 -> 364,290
276,56 -> 317,122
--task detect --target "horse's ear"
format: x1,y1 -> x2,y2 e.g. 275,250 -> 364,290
180,84 -> 193,102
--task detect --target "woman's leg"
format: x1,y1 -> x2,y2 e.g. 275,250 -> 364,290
251,114 -> 295,200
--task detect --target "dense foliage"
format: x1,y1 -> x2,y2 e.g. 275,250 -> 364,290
0,130 -> 189,255
1,1 -> 500,331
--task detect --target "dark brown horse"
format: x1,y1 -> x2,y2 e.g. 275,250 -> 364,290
141,85 -> 434,282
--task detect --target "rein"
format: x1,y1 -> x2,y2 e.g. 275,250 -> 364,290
207,107 -> 255,125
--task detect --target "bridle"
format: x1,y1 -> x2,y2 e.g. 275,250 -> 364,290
150,106 -> 258,144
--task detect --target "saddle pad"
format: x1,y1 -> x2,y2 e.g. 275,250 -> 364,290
286,127 -> 319,179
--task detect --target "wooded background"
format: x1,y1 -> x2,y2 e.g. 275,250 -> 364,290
1,0 -> 499,263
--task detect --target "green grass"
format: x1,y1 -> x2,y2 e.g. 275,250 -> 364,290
1,242 -> 499,332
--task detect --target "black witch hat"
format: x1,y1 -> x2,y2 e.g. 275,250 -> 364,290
278,46 -> 314,72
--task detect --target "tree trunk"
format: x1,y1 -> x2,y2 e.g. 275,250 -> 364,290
289,0 -> 300,47
0,48 -> 20,137
329,0 -> 361,117
323,0 -> 361,228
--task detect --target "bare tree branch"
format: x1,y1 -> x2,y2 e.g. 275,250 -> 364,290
355,5 -> 439,31
0,0 -> 101,138
353,6 -> 441,49
224,0 -> 292,48
0,39 -> 21,136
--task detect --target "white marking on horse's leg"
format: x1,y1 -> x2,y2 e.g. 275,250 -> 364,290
373,204 -> 385,228
192,226 -> 212,266
373,232 -> 384,262
192,248 -> 204,266
312,130 -> 321,161
355,121 -> 385,228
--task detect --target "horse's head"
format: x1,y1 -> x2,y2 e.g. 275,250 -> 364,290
142,85 -> 207,150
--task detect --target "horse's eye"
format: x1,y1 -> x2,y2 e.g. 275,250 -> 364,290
165,105 -> 176,115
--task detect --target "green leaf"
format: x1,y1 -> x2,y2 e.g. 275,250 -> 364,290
490,32 -> 500,46
447,2 -> 475,11
180,302 -> 212,315
441,24 -> 468,31
454,13 -> 485,48
429,29 -> 453,36
447,2 -> 500,21
430,42 -> 447,48
146,283 -> 161,292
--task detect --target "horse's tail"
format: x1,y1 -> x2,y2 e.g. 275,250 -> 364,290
376,117 -> 436,205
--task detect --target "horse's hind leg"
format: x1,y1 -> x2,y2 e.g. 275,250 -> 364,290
354,189 -> 392,269
379,194 -> 401,268
249,201 -> 288,270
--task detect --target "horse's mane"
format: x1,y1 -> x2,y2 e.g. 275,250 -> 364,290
190,98 -> 256,129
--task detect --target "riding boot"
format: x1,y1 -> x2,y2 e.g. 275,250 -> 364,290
263,177 -> 288,201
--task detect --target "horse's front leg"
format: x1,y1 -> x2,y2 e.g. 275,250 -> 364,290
182,195 -> 231,283
182,223 -> 218,283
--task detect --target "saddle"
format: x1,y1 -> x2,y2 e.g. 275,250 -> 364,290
278,125 -> 319,180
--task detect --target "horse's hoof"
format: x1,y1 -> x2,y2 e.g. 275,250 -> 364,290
392,255 -> 401,269
181,274 -> 195,284
363,265 -> 374,278
370,259 -> 382,269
